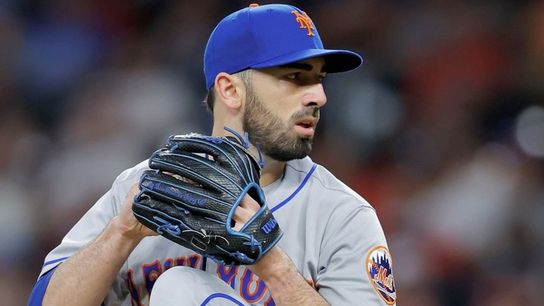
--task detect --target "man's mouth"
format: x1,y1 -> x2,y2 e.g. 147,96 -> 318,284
294,117 -> 317,137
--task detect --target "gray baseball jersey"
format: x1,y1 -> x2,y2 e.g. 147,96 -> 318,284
38,156 -> 396,305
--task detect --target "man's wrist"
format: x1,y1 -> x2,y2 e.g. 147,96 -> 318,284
250,246 -> 327,305
251,247 -> 296,286
106,217 -> 146,251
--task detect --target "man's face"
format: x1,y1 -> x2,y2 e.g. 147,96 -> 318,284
242,57 -> 327,161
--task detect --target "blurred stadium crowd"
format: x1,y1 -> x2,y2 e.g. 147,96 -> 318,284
1,0 -> 543,305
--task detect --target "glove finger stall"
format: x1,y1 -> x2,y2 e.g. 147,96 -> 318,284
139,172 -> 233,220
150,152 -> 243,196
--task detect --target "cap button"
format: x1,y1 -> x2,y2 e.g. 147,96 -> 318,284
249,3 -> 259,8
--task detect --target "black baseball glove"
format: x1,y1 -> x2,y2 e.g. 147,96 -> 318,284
132,133 -> 282,265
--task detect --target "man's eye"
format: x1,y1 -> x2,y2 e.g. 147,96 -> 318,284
286,73 -> 299,80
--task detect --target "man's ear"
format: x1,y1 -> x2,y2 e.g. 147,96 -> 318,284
214,72 -> 246,110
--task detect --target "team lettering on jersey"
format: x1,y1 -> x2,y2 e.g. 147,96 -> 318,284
127,255 -> 276,305
127,255 -> 202,306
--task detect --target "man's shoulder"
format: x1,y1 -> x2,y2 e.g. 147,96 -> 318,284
285,157 -> 373,210
114,159 -> 150,186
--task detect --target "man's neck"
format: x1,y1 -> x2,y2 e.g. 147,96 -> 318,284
260,157 -> 286,187
211,124 -> 286,187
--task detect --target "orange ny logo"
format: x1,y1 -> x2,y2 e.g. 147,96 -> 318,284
291,10 -> 315,36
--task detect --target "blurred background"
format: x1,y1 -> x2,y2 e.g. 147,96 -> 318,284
1,0 -> 543,305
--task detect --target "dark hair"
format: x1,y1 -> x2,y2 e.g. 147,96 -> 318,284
202,70 -> 253,113
203,89 -> 215,112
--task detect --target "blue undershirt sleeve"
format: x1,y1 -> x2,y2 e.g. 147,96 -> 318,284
27,266 -> 57,306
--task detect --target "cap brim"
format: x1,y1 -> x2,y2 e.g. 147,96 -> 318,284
250,49 -> 363,73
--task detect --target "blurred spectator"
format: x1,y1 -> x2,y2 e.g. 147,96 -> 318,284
36,65 -> 200,238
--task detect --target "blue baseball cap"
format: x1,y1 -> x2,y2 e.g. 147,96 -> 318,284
204,3 -> 363,89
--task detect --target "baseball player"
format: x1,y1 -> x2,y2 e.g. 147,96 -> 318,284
29,4 -> 396,306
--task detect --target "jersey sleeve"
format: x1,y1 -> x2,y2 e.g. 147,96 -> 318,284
37,162 -> 145,277
316,202 -> 396,306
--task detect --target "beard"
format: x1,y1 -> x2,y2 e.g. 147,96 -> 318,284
242,89 -> 319,161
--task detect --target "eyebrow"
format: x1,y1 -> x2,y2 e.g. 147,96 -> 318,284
279,63 -> 313,71
278,62 -> 327,73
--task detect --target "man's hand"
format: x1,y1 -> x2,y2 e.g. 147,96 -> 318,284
232,194 -> 262,231
114,184 -> 156,241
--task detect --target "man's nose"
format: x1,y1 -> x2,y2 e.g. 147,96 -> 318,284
303,83 -> 327,108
